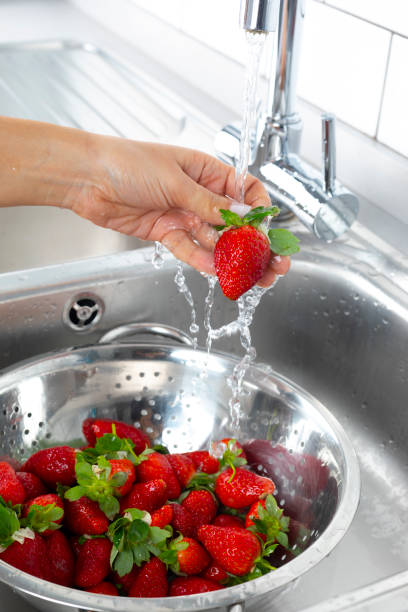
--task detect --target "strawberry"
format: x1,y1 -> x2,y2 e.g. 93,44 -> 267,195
23,493 -> 64,536
172,536 -> 210,575
108,458 -> 135,497
169,503 -> 195,537
83,418 -> 150,455
64,496 -> 109,535
169,576 -> 222,596
16,471 -> 47,500
120,479 -> 168,514
184,450 -> 220,474
245,495 -> 290,546
151,504 -> 173,528
167,454 -> 196,488
135,452 -> 180,500
111,565 -> 140,593
214,207 -> 299,300
70,535 -> 84,556
21,446 -> 76,488
212,513 -> 244,529
220,438 -> 247,460
200,561 -> 229,584
0,462 -> 26,505
181,490 -> 217,534
46,530 -> 75,586
0,533 -> 49,580
86,581 -> 119,595
197,525 -> 261,576
215,467 -> 275,509
74,537 -> 112,588
128,557 -> 168,597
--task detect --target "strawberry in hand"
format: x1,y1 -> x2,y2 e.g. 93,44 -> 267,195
214,206 -> 299,300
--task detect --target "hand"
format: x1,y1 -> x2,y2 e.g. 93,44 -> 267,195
69,138 -> 290,284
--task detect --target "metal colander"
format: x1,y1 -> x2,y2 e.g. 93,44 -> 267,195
0,324 -> 360,612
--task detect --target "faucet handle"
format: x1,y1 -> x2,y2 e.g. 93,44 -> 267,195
321,113 -> 336,195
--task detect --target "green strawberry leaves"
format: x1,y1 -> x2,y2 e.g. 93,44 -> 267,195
268,228 -> 300,256
215,206 -> 300,256
108,508 -> 173,576
0,496 -> 21,550
218,439 -> 247,481
80,430 -> 153,466
22,503 -> 63,534
158,533 -> 189,573
248,494 -> 290,548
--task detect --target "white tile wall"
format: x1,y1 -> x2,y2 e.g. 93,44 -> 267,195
298,1 -> 390,136
378,35 -> 408,157
324,0 -> 408,38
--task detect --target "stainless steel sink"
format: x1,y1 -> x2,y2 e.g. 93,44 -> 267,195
1,219 -> 407,611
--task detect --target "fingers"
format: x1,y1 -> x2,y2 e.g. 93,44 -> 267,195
257,255 -> 291,288
161,228 -> 216,276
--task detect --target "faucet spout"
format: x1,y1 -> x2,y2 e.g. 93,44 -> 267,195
216,0 -> 359,241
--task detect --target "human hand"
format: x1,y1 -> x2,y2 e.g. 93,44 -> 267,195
69,138 -> 290,285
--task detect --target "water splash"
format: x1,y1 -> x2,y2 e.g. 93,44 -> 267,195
174,263 -> 199,348
152,241 -> 165,269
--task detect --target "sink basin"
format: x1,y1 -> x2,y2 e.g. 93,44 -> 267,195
0,220 -> 407,611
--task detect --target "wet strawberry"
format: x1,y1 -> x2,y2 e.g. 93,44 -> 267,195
245,495 -> 290,545
83,418 -> 150,455
169,576 -> 222,596
167,454 -> 196,488
0,533 -> 49,580
151,504 -> 173,528
23,493 -> 64,537
64,496 -> 109,535
184,450 -> 220,474
215,467 -> 275,509
16,471 -> 47,500
74,537 -> 112,588
169,502 -> 196,538
200,561 -> 229,584
120,479 -> 167,514
135,452 -> 180,499
128,557 -> 168,598
21,446 -> 76,488
111,566 -> 140,593
46,530 -> 75,587
212,513 -> 244,529
0,462 -> 26,505
197,524 -> 261,576
181,490 -> 217,535
86,581 -> 119,595
108,458 -> 135,497
174,537 -> 210,575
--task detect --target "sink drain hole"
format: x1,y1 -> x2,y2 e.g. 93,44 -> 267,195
64,294 -> 104,332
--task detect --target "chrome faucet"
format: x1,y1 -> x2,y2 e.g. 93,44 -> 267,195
215,0 -> 359,241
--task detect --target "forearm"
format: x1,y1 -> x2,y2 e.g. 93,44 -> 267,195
0,117 -> 100,208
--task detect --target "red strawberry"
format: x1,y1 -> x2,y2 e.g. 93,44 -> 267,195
64,496 -> 109,535
167,454 -> 196,488
128,557 -> 168,597
184,450 -> 220,474
46,531 -> 75,586
86,581 -> 119,595
212,513 -> 244,529
201,561 -> 229,584
16,471 -> 47,500
21,446 -> 76,488
120,479 -> 167,514
111,566 -> 140,593
215,467 -> 275,509
245,494 -> 289,545
74,537 -> 112,588
23,493 -> 64,536
197,525 -> 261,576
169,576 -> 222,596
0,462 -> 26,505
83,418 -> 150,455
170,503 -> 196,537
181,490 -> 217,534
70,535 -> 83,556
214,225 -> 271,300
0,533 -> 49,580
175,537 -> 210,575
135,452 -> 180,500
108,458 -> 135,497
220,438 -> 247,460
151,504 -> 174,528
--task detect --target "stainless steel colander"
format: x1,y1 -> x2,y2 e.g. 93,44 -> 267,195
0,324 -> 360,612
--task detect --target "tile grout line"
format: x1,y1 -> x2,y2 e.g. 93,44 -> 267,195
374,32 -> 394,141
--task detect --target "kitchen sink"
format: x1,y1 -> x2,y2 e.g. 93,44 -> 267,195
0,219 -> 407,611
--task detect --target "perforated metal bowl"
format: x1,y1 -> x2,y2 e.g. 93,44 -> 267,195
0,324 -> 360,612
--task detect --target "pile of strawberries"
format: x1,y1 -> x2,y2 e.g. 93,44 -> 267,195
0,417 -> 294,598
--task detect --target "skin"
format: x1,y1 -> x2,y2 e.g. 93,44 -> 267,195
0,117 -> 290,285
